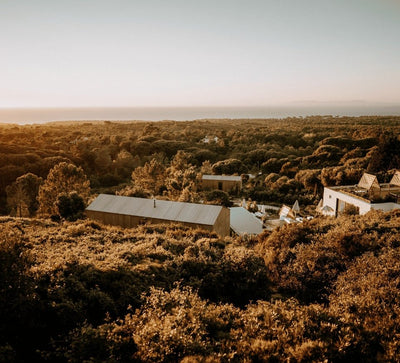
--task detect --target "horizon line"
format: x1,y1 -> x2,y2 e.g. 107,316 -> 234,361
1,102 -> 400,110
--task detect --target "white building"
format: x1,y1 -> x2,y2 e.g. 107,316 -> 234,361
321,171 -> 400,216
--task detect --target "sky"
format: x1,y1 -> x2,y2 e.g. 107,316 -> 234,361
1,0 -> 400,108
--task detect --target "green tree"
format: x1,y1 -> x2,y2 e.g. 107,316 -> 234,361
294,169 -> 321,193
200,160 -> 213,174
114,149 -> 138,179
6,173 -> 43,217
367,133 -> 400,173
0,232 -> 38,362
130,158 -> 166,196
37,162 -> 90,217
56,192 -> 86,221
165,151 -> 199,201
203,189 -> 232,207
212,158 -> 247,175
330,249 -> 400,361
93,147 -> 112,174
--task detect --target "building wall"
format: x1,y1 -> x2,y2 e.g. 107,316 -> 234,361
212,207 -> 230,237
323,187 -> 371,215
85,210 -> 229,236
323,187 -> 400,216
371,202 -> 400,212
202,179 -> 242,193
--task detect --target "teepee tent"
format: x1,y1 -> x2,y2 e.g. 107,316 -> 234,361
357,173 -> 380,192
292,200 -> 300,214
390,170 -> 400,187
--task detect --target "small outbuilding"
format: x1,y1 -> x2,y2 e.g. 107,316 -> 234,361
201,174 -> 242,193
279,204 -> 296,220
86,194 -> 230,237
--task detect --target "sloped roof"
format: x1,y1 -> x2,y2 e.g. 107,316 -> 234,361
202,174 -> 241,182
86,194 -> 223,226
292,200 -> 300,212
390,170 -> 400,187
357,173 -> 380,191
279,204 -> 296,219
229,207 -> 263,236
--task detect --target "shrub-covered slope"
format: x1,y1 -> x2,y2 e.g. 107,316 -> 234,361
1,211 -> 400,362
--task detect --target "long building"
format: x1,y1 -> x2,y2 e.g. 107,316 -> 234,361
86,194 -> 230,236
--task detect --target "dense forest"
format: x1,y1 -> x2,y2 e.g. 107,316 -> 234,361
1,116 -> 400,362
2,116 -> 400,217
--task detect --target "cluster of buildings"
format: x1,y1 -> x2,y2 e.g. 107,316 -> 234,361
86,194 -> 265,238
86,173 -> 259,238
85,170 -> 400,238
200,135 -> 219,144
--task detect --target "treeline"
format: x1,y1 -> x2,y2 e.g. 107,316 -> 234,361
1,209 -> 400,361
2,116 -> 400,215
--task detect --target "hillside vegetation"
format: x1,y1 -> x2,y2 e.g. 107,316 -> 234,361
1,116 -> 400,216
1,209 -> 400,362
1,116 -> 400,361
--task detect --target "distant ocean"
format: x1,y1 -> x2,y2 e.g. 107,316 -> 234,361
0,105 -> 399,124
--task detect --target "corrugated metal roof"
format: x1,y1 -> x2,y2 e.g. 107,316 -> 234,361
86,194 -> 223,226
229,207 -> 263,236
202,174 -> 241,181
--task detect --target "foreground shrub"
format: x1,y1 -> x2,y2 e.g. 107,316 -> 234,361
329,248 -> 400,362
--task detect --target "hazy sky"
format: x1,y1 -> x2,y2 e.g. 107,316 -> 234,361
1,0 -> 400,108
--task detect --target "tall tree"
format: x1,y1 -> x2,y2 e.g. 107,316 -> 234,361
166,151 -> 199,201
6,173 -> 43,217
114,150 -> 139,178
37,162 -> 90,216
130,158 -> 166,196
56,191 -> 86,221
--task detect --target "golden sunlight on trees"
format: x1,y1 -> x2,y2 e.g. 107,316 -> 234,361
212,158 -> 247,175
114,149 -> 139,178
6,173 -> 42,217
37,162 -> 90,217
130,158 -> 166,196
0,208 -> 400,361
2,117 -> 400,360
165,151 -> 199,202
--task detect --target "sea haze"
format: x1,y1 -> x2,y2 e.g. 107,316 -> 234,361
0,105 -> 400,124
